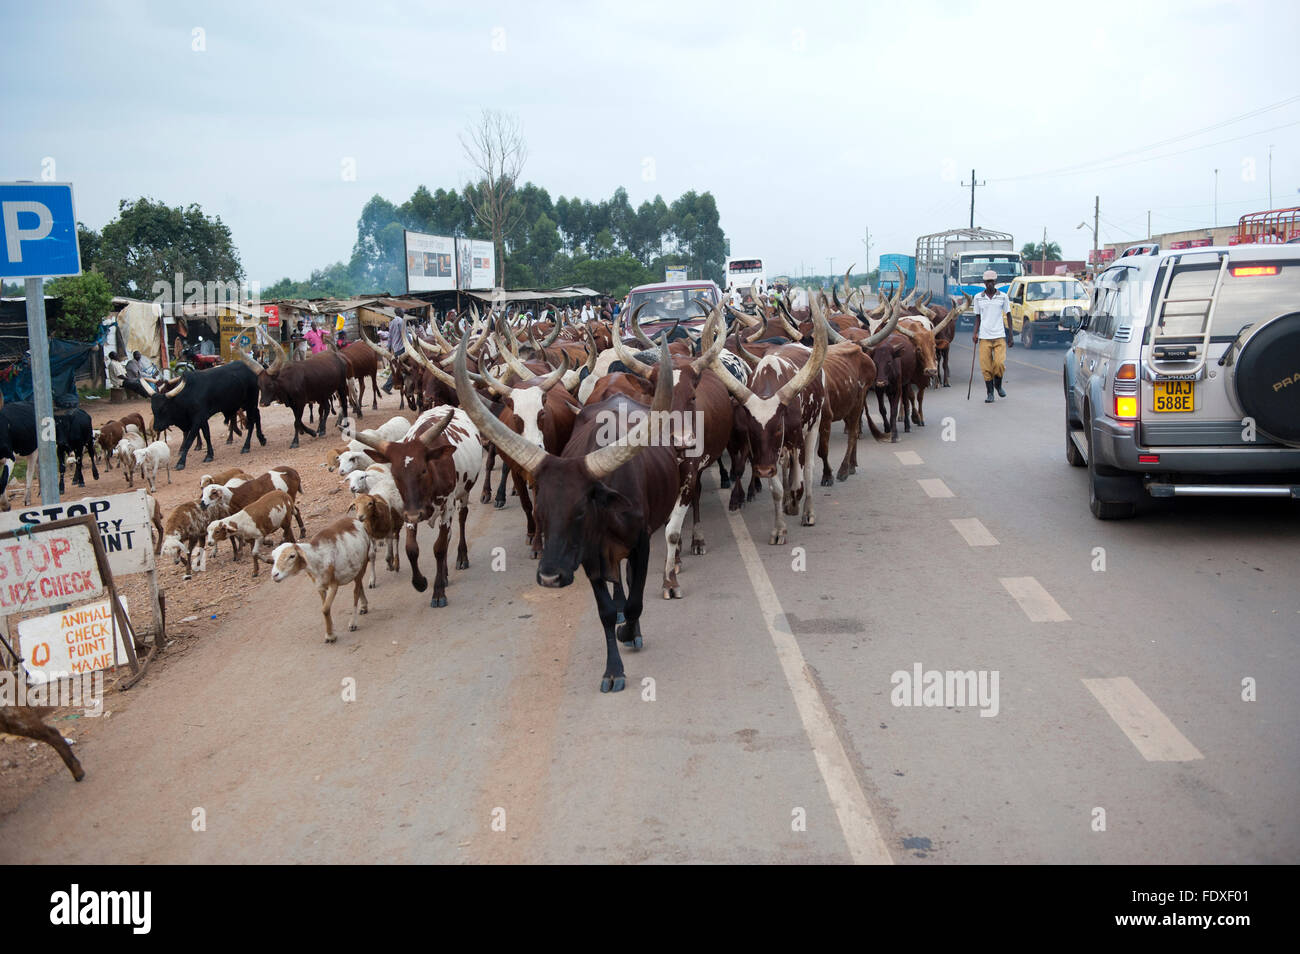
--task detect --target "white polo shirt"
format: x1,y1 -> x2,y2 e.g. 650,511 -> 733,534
973,290 -> 1010,340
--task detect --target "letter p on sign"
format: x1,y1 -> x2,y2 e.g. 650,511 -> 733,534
0,183 -> 81,279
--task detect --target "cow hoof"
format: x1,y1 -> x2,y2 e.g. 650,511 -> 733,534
326,634 -> 337,643
349,623 -> 357,631
360,606 -> 367,615
770,531 -> 786,545
617,621 -> 641,648
183,574 -> 191,581
368,580 -> 376,589
802,513 -> 817,527
241,446 -> 251,454
662,586 -> 682,600
290,440 -> 300,449
493,498 -> 506,510
836,471 -> 850,483
479,490 -> 491,504
820,476 -> 833,487
943,382 -> 951,388
456,558 -> 469,570
600,674 -> 626,693
430,595 -> 448,608
691,540 -> 706,556
412,577 -> 428,593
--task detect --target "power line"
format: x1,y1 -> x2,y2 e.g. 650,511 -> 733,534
989,95 -> 1300,183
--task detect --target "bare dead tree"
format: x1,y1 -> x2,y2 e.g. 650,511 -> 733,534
460,109 -> 528,288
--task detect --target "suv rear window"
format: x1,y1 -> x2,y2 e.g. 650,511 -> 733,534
627,286 -> 716,322
1159,260 -> 1300,337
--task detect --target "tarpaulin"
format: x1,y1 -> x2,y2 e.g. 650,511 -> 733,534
1,336 -> 101,405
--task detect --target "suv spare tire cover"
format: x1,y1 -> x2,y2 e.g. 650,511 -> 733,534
1232,311 -> 1300,446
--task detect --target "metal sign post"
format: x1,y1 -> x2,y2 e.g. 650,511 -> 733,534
1,182 -> 82,509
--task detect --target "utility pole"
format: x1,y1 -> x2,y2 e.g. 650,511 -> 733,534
1040,226 -> 1047,275
1147,210 -> 1152,240
1093,195 -> 1100,264
961,169 -> 985,229
1268,144 -> 1274,208
1214,168 -> 1219,226
827,257 -> 834,288
860,226 -> 872,275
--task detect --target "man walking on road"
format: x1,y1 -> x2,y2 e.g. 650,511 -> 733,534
971,269 -> 1013,403
382,308 -> 406,394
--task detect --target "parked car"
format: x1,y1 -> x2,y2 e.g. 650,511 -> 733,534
1007,274 -> 1090,347
624,280 -> 722,340
1064,243 -> 1300,518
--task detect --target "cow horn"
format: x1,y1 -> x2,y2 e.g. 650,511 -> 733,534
405,331 -> 460,388
691,308 -> 727,374
895,325 -> 916,340
267,336 -> 288,373
581,324 -> 599,373
538,352 -> 570,392
582,340 -> 672,481
492,339 -> 535,384
427,320 -> 455,355
475,360 -> 515,399
775,301 -> 828,406
140,378 -> 157,396
165,377 -> 185,398
862,307 -> 901,348
628,302 -> 654,349
812,294 -> 846,345
732,334 -> 761,370
843,265 -> 855,305
612,326 -> 656,378
237,349 -> 264,375
453,333 -> 548,479
831,281 -> 842,311
540,318 -> 561,348
418,407 -> 457,448
932,294 -> 970,336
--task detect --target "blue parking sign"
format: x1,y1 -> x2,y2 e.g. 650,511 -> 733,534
0,182 -> 81,279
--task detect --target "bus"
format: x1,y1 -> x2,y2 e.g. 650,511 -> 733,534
723,257 -> 766,298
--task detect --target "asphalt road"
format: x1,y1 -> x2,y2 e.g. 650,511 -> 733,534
2,338 -> 1296,864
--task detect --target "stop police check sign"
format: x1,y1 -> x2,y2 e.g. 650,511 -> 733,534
0,489 -> 155,578
0,523 -> 103,614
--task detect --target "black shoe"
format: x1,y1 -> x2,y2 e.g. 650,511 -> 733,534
984,382 -> 995,403
994,376 -> 1006,398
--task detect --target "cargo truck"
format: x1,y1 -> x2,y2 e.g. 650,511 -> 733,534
877,254 -> 915,295
915,227 -> 1024,325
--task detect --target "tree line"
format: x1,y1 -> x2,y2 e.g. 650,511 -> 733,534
267,183 -> 730,300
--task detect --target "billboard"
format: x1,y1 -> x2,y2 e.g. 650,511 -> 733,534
456,238 -> 495,290
405,230 -> 456,292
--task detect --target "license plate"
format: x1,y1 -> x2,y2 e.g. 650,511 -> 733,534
1153,380 -> 1194,412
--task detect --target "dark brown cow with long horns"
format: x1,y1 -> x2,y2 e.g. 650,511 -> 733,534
455,332 -> 681,694
239,340 -> 352,449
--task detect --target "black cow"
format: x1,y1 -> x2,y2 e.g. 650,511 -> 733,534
0,396 -> 39,507
54,408 -> 98,490
146,363 -> 265,470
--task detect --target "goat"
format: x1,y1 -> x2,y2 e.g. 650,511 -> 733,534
352,492 -> 401,585
114,431 -> 147,488
200,466 -> 305,537
203,489 -> 297,578
132,441 -> 171,493
159,500 -> 216,578
199,468 -> 251,489
270,517 -> 371,642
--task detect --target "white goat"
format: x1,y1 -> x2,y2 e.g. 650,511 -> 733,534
132,441 -> 171,492
270,517 -> 371,642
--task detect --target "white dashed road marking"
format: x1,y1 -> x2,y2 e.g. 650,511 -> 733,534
1000,576 -> 1071,622
1082,677 -> 1205,762
894,451 -> 923,466
918,478 -> 954,498
951,517 -> 998,547
721,492 -> 893,865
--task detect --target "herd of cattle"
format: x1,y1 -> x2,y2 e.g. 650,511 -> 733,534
3,274 -> 970,779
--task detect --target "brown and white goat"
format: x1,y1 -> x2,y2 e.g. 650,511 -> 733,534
270,517 -> 371,642
203,489 -> 297,578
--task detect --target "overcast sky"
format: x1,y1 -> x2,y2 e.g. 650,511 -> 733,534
4,0 -> 1298,286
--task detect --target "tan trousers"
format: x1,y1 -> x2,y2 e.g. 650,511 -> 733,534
978,338 -> 1006,382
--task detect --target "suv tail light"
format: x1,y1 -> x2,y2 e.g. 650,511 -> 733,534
1113,362 -> 1139,420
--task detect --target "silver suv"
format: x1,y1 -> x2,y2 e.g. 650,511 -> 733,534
1064,244 -> 1300,518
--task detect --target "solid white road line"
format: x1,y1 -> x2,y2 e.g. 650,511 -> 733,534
721,493 -> 893,865
1082,677 -> 1205,762
918,478 -> 954,498
894,451 -> 923,466
1000,576 -> 1071,622
950,517 -> 999,547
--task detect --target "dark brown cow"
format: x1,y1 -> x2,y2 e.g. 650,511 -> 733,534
352,406 -> 482,608
456,334 -> 680,693
239,341 -> 351,448
817,301 -> 899,484
709,307 -> 829,544
340,340 -> 381,410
